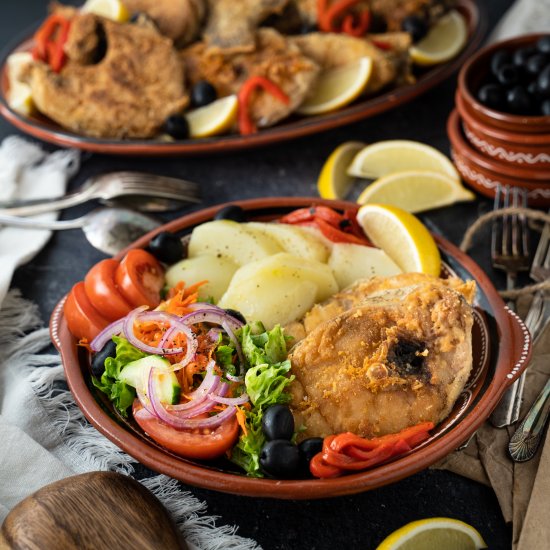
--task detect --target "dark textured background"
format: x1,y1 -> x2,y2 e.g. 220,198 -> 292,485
2,1 -> 517,548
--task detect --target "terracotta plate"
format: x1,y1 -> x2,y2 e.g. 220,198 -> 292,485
1,0 -> 484,157
50,197 -> 531,499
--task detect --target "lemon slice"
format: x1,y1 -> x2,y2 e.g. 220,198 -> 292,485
410,10 -> 468,66
357,170 -> 475,212
185,95 -> 238,138
356,204 -> 441,276
82,0 -> 130,22
347,140 -> 459,180
376,517 -> 487,550
6,52 -> 35,116
296,57 -> 373,115
317,141 -> 365,199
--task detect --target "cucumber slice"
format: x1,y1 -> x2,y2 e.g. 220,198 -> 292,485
119,356 -> 181,405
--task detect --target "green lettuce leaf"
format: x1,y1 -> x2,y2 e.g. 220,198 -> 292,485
240,323 -> 288,367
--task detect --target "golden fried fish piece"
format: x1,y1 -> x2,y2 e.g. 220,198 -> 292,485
184,28 -> 320,128
203,0 -> 289,52
26,14 -> 188,139
289,275 -> 475,439
290,32 -> 412,93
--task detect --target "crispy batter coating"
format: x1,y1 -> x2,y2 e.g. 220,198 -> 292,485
26,14 -> 188,139
184,28 -> 320,127
289,274 -> 475,439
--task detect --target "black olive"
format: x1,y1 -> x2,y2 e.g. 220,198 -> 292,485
164,115 -> 190,140
148,231 -> 184,264
298,438 -> 323,465
496,64 -> 519,87
513,46 -> 537,67
91,339 -> 117,378
224,308 -> 247,324
541,99 -> 550,116
259,440 -> 301,478
190,81 -> 218,108
262,404 -> 295,441
536,36 -> 550,55
506,86 -> 532,114
490,50 -> 511,77
527,80 -> 540,98
537,65 -> 550,97
526,54 -> 549,76
477,83 -> 505,110
401,15 -> 428,43
213,204 -> 246,222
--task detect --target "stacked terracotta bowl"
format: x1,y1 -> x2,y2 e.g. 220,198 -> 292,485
448,34 -> 550,207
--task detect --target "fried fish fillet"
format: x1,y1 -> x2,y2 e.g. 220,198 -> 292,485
289,274 -> 475,439
290,32 -> 412,93
26,14 -> 188,139
184,28 -> 320,127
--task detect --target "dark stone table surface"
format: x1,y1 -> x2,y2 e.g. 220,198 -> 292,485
2,1 -> 518,548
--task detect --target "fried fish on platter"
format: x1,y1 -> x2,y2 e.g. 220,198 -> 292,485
203,0 -> 289,52
184,29 -> 320,128
123,0 -> 206,46
288,274 -> 475,439
290,32 -> 412,94
25,14 -> 188,139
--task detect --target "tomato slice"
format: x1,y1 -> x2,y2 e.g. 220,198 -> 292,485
132,401 -> 240,460
64,281 -> 110,342
84,259 -> 133,322
115,249 -> 164,309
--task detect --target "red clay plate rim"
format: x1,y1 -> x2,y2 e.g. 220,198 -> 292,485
50,197 -> 530,499
1,0 -> 484,157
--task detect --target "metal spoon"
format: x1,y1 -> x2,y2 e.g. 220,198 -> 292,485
0,208 -> 161,255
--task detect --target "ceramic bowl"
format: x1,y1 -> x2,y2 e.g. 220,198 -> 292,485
456,92 -> 550,168
458,33 -> 550,134
448,109 -> 550,206
50,198 -> 531,499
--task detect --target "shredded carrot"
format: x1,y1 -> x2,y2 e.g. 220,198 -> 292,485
78,339 -> 93,352
236,407 -> 248,436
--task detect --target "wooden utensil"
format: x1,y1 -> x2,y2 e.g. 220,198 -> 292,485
0,472 -> 188,550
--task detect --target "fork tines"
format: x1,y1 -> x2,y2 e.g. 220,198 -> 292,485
531,221 -> 550,283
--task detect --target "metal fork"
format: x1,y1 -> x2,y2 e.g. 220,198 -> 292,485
0,171 -> 201,216
489,185 -> 531,428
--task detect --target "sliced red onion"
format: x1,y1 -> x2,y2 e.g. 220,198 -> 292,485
207,327 -> 223,342
208,393 -> 249,406
167,360 -> 218,411
158,325 -> 178,349
181,309 -> 243,333
225,373 -> 244,383
187,302 -> 226,312
136,386 -> 155,415
169,394 -> 218,418
221,321 -> 245,375
217,382 -> 229,397
148,368 -> 236,429
90,318 -> 124,352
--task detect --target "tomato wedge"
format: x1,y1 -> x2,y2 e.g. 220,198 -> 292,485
64,282 -> 110,342
133,401 -> 239,460
84,259 -> 133,322
115,249 -> 164,309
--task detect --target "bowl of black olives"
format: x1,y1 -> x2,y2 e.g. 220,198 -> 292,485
458,33 -> 550,133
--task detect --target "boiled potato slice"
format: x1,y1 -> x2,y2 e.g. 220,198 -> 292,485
329,243 -> 402,290
187,220 -> 282,266
218,272 -> 318,329
246,222 -> 330,262
165,255 -> 238,303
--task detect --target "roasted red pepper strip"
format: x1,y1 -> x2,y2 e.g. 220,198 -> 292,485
318,0 -> 371,36
314,217 -> 369,245
279,206 -> 318,224
310,452 -> 342,478
238,76 -> 290,135
371,39 -> 393,51
32,14 -> 71,73
342,9 -> 371,37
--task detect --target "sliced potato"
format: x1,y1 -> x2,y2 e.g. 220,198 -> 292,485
165,255 -> 238,303
329,243 -> 402,290
218,273 -> 318,329
246,222 -> 330,262
187,220 -> 282,266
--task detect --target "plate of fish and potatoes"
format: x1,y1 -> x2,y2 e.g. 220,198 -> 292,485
50,197 -> 531,498
0,0 -> 483,155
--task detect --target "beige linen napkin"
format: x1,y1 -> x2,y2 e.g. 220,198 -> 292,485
435,298 -> 550,550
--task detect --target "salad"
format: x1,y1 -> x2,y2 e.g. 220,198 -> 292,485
64,205 -> 435,479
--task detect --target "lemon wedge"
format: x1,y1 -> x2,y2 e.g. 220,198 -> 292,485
357,170 -> 475,212
347,140 -> 460,180
6,52 -> 35,116
82,0 -> 130,22
296,57 -> 373,115
185,95 -> 238,138
376,517 -> 487,550
317,141 -> 365,199
410,10 -> 468,66
356,204 -> 441,276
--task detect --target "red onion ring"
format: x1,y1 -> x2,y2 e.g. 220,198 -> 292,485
167,360 -> 218,411
225,373 -> 244,383
136,387 -> 155,415
181,309 -> 243,333
208,393 -> 249,406
90,318 -> 124,352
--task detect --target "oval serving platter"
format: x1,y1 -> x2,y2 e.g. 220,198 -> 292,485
1,0 -> 484,157
51,198 -> 531,499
